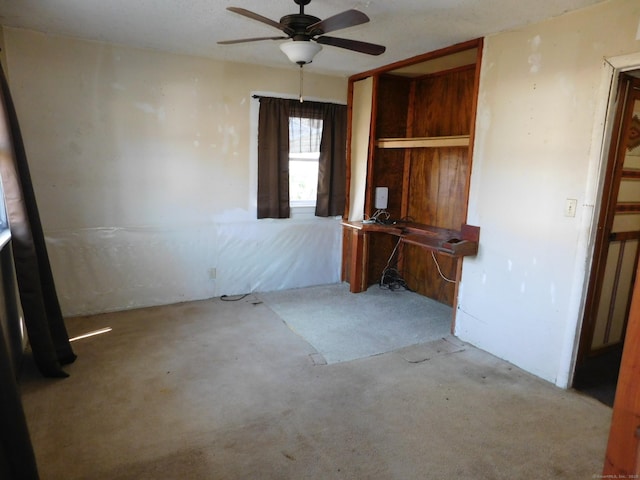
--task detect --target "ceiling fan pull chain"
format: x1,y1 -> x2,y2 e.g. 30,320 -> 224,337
299,65 -> 304,103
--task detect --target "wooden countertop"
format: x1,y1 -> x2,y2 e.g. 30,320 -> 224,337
342,220 -> 479,257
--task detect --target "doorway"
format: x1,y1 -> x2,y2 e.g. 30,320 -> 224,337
574,71 -> 640,406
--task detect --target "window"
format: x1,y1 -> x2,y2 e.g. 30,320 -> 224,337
288,116 -> 323,207
257,96 -> 346,219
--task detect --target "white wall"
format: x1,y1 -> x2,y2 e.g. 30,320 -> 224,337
457,0 -> 640,386
3,28 -> 347,316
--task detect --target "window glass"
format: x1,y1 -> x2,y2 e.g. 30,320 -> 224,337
289,116 -> 323,206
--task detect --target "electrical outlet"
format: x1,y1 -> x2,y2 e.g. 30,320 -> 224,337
208,268 -> 216,280
375,187 -> 388,209
565,198 -> 577,217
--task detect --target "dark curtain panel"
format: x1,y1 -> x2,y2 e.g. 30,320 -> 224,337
0,314 -> 40,480
316,103 -> 346,217
257,97 -> 291,219
0,64 -> 76,377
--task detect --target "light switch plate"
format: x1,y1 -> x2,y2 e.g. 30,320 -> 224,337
565,198 -> 577,217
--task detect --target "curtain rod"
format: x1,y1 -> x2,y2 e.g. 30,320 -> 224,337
251,94 -> 345,106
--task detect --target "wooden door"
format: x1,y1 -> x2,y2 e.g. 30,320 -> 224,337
603,259 -> 640,474
579,74 -> 640,359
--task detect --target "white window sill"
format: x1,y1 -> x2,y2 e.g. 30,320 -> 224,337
290,205 -> 316,218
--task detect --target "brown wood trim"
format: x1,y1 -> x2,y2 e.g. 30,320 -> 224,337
603,261 -> 640,475
349,38 -> 482,82
610,231 -> 640,241
616,203 -> 640,213
622,169 -> 640,179
347,228 -> 366,293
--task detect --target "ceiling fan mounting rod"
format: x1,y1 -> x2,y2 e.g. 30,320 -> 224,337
294,0 -> 312,14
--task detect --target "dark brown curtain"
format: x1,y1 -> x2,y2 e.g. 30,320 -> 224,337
0,307 -> 39,480
257,97 -> 291,219
0,64 -> 75,377
0,65 -> 53,479
316,103 -> 346,217
257,97 -> 346,218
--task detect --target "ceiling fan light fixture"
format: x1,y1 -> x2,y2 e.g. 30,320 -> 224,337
279,41 -> 322,65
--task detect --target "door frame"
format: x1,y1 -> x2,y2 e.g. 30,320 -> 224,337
577,73 -> 640,362
565,52 -> 640,387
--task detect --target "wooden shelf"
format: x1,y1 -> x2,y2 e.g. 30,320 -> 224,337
376,135 -> 470,149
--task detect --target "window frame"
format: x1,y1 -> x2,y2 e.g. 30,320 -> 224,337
288,115 -> 323,209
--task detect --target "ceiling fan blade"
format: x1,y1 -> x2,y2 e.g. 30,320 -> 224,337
315,36 -> 386,56
227,7 -> 294,36
307,9 -> 369,35
218,36 -> 288,45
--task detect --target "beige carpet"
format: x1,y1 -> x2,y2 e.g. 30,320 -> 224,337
19,290 -> 611,479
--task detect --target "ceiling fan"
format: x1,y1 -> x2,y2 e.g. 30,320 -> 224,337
218,0 -> 386,65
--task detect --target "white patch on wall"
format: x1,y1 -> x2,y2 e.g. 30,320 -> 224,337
528,35 -> 542,73
134,102 -> 155,114
636,17 -> 640,40
133,102 -> 165,121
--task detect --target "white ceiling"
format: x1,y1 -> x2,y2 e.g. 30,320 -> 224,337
0,0 -> 607,77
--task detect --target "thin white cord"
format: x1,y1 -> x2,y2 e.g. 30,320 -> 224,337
384,237 -> 403,270
371,209 -> 390,222
431,251 -> 456,283
299,65 -> 304,103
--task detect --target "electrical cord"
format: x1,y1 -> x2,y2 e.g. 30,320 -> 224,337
379,237 -> 412,291
221,294 -> 250,301
363,209 -> 391,224
431,251 -> 456,283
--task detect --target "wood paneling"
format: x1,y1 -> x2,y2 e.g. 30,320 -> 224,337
368,233 -> 400,287
375,75 -> 411,137
413,67 -> 475,137
371,75 -> 411,220
404,244 -> 456,304
407,147 -> 469,229
373,148 -> 405,217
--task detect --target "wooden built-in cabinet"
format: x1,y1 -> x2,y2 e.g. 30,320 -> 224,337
342,39 -> 482,309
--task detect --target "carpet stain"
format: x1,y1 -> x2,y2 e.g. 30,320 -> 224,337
282,451 -> 296,461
